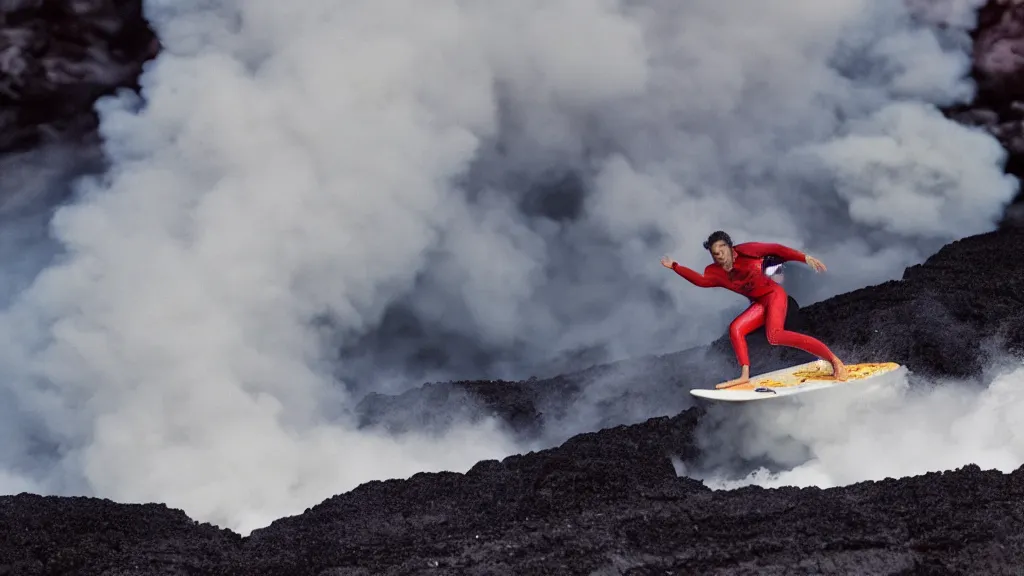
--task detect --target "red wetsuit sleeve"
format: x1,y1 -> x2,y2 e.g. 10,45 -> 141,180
735,242 -> 807,263
671,263 -> 718,288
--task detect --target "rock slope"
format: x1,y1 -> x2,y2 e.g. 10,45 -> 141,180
3,1 -> 1024,574
0,0 -> 156,155
359,227 -> 1024,445
1,214 -> 1023,575
947,0 -> 1024,223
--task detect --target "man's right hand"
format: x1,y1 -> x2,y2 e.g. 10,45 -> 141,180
660,255 -> 675,269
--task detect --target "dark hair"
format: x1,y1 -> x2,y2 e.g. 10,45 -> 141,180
703,230 -> 733,251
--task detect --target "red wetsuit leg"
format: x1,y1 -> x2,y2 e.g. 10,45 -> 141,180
762,288 -> 838,363
728,302 -> 765,366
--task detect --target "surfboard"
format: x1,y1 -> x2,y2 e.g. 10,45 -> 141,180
689,360 -> 902,402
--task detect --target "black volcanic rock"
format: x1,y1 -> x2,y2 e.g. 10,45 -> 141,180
242,458 -> 1024,575
1,411 -> 1023,574
0,493 -> 243,574
705,226 -> 1024,382
796,226 -> 1024,375
360,226 -> 1024,445
2,216 -> 1024,575
0,0 -> 159,224
944,0 -> 1024,223
0,0 -> 157,154
3,1 -> 1024,574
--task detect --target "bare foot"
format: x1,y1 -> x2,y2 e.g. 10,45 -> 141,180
716,376 -> 750,389
832,359 -> 848,381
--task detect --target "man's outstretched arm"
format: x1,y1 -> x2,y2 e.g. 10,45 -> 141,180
736,242 -> 828,272
661,256 -> 718,287
735,241 -> 806,262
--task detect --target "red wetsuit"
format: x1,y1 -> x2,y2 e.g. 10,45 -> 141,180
670,242 -> 839,367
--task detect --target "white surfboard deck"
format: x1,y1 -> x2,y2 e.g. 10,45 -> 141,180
689,359 -> 902,402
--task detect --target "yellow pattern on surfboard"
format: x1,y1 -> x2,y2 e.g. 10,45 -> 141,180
724,361 -> 901,391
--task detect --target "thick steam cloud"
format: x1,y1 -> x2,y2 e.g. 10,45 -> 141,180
687,358 -> 1024,491
0,0 -> 1018,533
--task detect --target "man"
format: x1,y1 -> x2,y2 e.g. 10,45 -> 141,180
661,230 -> 848,389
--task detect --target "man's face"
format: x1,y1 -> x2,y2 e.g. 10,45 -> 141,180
710,240 -> 734,268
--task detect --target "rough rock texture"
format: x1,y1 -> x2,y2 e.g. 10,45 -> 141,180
0,494 -> 243,575
0,0 -> 157,155
360,228 -> 1024,443
239,418 -> 1024,575
3,1 -> 1024,575
945,0 -> 1024,223
775,226 -> 1024,378
0,0 -> 158,220
2,213 -> 1024,575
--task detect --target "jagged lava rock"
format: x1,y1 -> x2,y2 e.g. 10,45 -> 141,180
716,225 -> 1024,380
2,225 -> 1024,573
2,412 -> 1023,574
0,0 -> 157,154
1,0 -> 1024,574
0,494 -> 241,575
363,224 -> 1024,442
945,0 -> 1024,222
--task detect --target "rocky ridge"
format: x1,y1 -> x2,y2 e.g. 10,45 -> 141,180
3,1 -> 1024,575
1,193 -> 1023,575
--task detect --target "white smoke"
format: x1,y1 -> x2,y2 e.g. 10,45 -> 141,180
688,356 -> 1024,490
0,0 -> 1018,534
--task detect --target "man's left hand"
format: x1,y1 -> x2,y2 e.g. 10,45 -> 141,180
805,255 -> 827,273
